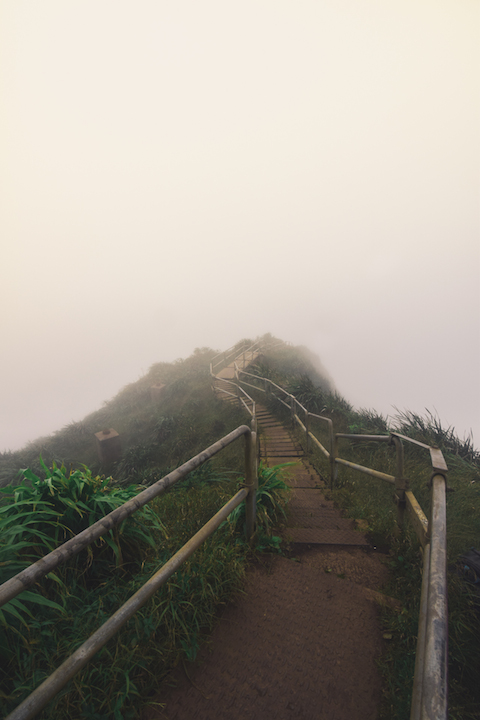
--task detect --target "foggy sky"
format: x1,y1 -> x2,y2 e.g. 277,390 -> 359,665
1,0 -> 479,452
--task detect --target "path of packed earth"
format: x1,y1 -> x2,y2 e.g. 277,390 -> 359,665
143,397 -> 396,720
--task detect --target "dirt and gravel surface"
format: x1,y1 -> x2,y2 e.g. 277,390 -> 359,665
142,401 -> 395,720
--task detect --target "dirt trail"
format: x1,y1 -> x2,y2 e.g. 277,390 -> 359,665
143,400 -> 393,720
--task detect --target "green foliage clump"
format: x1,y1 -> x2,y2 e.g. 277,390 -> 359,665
225,462 -> 290,551
0,461 -> 164,635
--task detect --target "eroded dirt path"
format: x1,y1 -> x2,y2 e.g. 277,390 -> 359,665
143,403 -> 391,720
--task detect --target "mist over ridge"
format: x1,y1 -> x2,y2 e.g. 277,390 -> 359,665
1,1 -> 478,452
1,334 -> 477,465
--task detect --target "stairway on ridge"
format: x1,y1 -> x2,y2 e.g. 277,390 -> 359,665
215,362 -> 368,547
256,403 -> 368,547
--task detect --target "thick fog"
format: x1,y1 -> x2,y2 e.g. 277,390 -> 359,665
1,0 -> 479,452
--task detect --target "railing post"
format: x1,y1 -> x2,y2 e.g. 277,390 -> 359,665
410,542 -> 431,720
421,473 -> 448,720
244,429 -> 258,542
290,396 -> 295,429
305,412 -> 310,453
391,436 -> 406,531
332,433 -> 339,489
329,421 -> 336,489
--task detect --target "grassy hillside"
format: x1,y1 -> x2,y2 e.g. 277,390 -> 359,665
0,347 -> 248,489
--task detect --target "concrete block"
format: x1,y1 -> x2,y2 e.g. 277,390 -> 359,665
95,428 -> 121,464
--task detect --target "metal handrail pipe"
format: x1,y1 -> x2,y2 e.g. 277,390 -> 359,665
237,379 -> 267,394
391,435 -> 406,528
0,425 -> 252,609
294,413 -> 305,432
236,367 -> 264,381
405,491 -> 429,548
215,388 -> 238,400
390,432 -> 432,451
270,383 -> 294,401
307,414 -> 335,480
239,397 -> 253,417
211,343 -> 249,372
214,380 -> 256,411
239,371 -> 291,399
334,457 -> 396,484
265,380 -> 290,397
244,431 -> 257,540
390,433 -> 448,474
237,371 -> 300,412
292,398 -> 308,416
410,542 -> 431,720
215,375 -> 252,400
421,474 -> 448,720
308,432 -> 330,459
211,340 -> 250,364
335,433 -> 391,442
5,488 -> 249,720
211,350 -> 238,372
308,413 -> 333,425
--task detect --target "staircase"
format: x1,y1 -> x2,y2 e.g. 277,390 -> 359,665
214,348 -> 368,547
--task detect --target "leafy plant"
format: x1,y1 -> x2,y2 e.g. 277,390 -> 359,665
225,462 -> 290,543
0,461 -> 166,629
0,469 -> 253,719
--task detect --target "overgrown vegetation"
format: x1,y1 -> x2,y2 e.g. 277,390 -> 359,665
0,456 -> 289,719
246,343 -> 480,720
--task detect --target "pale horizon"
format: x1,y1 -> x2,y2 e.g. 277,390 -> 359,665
1,0 -> 479,452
